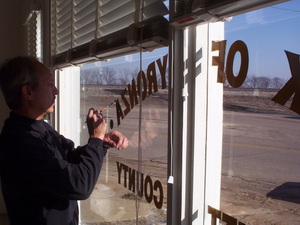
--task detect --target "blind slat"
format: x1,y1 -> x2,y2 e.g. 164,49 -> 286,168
98,2 -> 134,26
57,42 -> 72,53
57,0 -> 72,13
98,0 -> 168,35
74,12 -> 95,28
74,31 -> 95,46
57,27 -> 72,41
52,0 -> 169,56
73,0 -> 97,47
74,0 -> 96,19
57,17 -> 71,33
99,0 -> 132,16
56,0 -> 72,21
98,14 -> 134,37
74,22 -> 95,38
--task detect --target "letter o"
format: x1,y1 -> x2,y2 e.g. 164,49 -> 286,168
144,175 -> 153,204
226,40 -> 249,88
153,180 -> 163,209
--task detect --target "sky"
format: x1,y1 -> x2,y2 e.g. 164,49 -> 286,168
82,0 -> 300,81
225,0 -> 300,79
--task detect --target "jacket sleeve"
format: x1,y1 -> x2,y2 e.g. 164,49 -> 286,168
58,134 -> 107,164
16,137 -> 107,200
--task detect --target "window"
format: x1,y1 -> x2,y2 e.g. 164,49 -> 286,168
56,48 -> 168,224
51,1 -> 170,224
220,1 -> 300,224
51,0 -> 300,224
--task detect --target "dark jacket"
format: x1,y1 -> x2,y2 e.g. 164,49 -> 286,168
0,113 -> 106,225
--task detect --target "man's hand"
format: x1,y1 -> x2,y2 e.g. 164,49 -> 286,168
86,108 -> 107,140
103,130 -> 129,150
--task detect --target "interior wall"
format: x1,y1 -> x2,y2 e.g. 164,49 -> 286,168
0,0 -> 26,128
0,0 -> 26,223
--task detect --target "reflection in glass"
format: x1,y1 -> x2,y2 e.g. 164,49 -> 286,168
222,1 -> 300,224
79,49 -> 168,224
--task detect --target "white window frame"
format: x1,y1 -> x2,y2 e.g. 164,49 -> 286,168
169,21 -> 224,224
54,67 -> 81,146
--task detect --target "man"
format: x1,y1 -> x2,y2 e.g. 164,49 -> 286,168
0,56 -> 128,225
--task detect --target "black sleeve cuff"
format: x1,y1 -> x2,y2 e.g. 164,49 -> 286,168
88,137 -> 104,146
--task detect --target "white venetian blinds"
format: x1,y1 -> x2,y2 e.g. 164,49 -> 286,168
26,10 -> 42,60
51,0 -> 169,62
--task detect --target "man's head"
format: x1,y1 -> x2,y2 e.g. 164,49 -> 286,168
0,56 -> 58,119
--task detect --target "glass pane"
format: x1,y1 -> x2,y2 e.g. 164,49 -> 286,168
222,1 -> 300,224
79,48 -> 168,224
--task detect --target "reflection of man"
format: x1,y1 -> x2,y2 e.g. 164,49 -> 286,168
0,56 -> 128,225
130,108 -> 159,148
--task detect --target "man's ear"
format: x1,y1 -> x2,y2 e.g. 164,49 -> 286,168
21,85 -> 34,100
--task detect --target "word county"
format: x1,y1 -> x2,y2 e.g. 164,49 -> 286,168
117,161 -> 164,209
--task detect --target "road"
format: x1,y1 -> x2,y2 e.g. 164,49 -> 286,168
221,110 -> 300,224
223,111 -> 300,183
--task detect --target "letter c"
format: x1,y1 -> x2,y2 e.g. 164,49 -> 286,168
144,175 -> 153,204
153,180 -> 163,209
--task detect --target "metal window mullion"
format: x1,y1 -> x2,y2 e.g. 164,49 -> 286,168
168,25 -> 184,224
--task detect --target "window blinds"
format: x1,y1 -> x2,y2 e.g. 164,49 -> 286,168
51,0 -> 169,68
26,11 -> 42,60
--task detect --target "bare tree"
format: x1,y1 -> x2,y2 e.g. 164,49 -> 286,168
131,67 -> 139,80
270,77 -> 285,89
165,67 -> 169,87
244,75 -> 258,88
244,75 -> 271,89
102,67 -> 117,85
156,66 -> 169,87
119,68 -> 132,85
81,69 -> 102,84
257,76 -> 271,89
